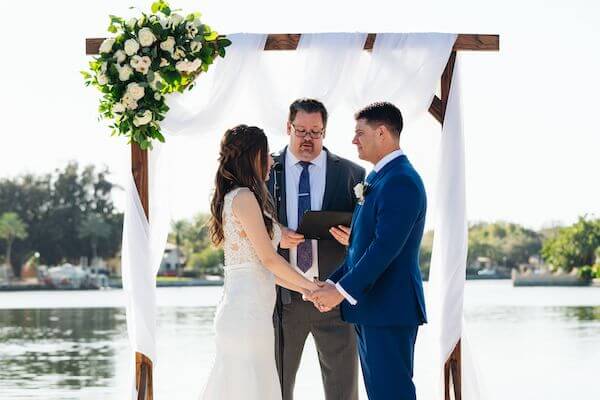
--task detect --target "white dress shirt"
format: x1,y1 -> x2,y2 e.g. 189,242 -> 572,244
285,149 -> 327,279
329,148 -> 405,306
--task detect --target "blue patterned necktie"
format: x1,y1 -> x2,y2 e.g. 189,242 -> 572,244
297,161 -> 313,272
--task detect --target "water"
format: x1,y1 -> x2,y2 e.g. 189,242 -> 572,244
1,281 -> 599,400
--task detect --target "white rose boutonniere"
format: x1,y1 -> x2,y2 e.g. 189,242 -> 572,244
354,182 -> 365,205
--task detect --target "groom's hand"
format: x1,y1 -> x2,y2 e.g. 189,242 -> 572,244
279,227 -> 305,249
311,283 -> 344,311
329,225 -> 351,246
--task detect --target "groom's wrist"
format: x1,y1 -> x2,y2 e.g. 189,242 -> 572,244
328,281 -> 357,306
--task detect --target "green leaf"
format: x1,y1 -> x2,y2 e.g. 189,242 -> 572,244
205,31 -> 218,41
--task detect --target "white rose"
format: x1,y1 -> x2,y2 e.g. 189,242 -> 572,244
127,18 -> 137,30
138,27 -> 156,47
133,110 -> 153,127
97,73 -> 109,85
175,61 -> 189,72
126,82 -> 145,100
172,47 -> 186,60
122,94 -> 138,110
114,50 -> 127,64
354,183 -> 365,203
130,55 -> 151,74
159,18 -> 170,29
169,14 -> 184,27
116,64 -> 133,81
189,58 -> 202,71
159,58 -> 169,67
124,39 -> 140,56
185,22 -> 198,38
190,41 -> 202,53
112,102 -> 126,113
99,38 -> 115,54
160,36 -> 175,53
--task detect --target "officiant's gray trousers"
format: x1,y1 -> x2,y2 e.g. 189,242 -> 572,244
275,291 -> 359,400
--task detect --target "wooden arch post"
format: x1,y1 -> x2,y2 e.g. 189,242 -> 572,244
86,32 -> 498,400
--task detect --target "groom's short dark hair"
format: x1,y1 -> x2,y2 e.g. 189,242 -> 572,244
355,102 -> 403,138
288,98 -> 328,127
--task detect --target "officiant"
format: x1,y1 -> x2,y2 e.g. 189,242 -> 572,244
267,98 -> 365,400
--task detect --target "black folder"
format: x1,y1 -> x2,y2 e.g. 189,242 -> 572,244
297,211 -> 353,240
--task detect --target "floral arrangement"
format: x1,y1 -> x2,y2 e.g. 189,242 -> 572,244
82,0 -> 231,149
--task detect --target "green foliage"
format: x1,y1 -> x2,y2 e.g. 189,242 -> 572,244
82,1 -> 231,150
0,212 -> 28,268
79,213 -> 112,260
0,163 -> 123,275
419,221 -> 543,276
577,265 -> 594,281
467,222 -> 542,269
187,247 -> 224,274
541,216 -> 600,271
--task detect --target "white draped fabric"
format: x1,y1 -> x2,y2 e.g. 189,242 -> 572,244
120,32 -> 480,399
425,57 -> 478,398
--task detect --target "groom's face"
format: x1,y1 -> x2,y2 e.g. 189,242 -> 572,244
353,118 -> 380,163
287,111 -> 325,162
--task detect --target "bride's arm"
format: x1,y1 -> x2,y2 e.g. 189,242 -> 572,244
275,277 -> 309,296
233,190 -> 318,292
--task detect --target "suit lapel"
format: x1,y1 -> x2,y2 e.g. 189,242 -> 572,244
322,148 -> 342,211
348,155 -> 407,246
275,147 -> 288,226
367,154 -> 407,190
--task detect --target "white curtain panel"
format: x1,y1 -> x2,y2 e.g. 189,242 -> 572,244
253,32 -> 368,134
426,56 -> 478,399
351,33 -> 457,123
119,32 -> 481,399
161,33 -> 268,136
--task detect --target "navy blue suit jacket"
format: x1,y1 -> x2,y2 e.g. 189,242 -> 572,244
328,155 -> 427,327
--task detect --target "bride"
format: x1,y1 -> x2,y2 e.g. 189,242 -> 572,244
201,124 -> 320,399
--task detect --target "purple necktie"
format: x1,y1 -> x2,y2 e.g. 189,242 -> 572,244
297,161 -> 313,272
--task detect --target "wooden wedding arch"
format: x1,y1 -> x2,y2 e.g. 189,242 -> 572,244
86,32 -> 499,400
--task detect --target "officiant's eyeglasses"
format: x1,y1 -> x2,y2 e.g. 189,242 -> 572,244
291,124 -> 325,139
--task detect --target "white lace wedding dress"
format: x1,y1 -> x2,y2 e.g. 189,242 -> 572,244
201,187 -> 282,400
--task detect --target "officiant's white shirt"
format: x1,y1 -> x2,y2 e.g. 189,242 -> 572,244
285,148 -> 327,279
331,148 -> 404,306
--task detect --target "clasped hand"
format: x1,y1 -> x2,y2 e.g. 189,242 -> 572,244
302,279 -> 344,312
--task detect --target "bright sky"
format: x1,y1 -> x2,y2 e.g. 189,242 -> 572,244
1,0 -> 599,230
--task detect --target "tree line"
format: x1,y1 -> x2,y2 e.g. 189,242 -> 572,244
0,163 -> 123,276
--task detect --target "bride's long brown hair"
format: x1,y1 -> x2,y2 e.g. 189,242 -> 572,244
209,124 -> 276,247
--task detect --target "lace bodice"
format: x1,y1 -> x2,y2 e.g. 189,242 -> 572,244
222,187 -> 281,267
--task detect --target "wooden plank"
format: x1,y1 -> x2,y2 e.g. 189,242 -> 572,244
131,144 -> 149,218
86,33 -> 498,54
136,352 -> 153,400
429,96 -> 443,124
441,51 -> 457,121
131,143 -> 151,400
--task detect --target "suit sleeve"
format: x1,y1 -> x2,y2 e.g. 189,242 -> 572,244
338,175 -> 424,304
327,260 -> 347,283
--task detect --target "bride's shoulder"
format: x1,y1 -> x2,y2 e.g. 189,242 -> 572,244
229,187 -> 257,210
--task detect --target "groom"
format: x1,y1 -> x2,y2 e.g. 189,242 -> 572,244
310,102 -> 428,400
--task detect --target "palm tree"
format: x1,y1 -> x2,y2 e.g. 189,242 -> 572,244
79,213 -> 111,264
0,212 -> 28,277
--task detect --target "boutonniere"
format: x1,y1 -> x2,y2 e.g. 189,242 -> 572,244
354,182 -> 372,205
